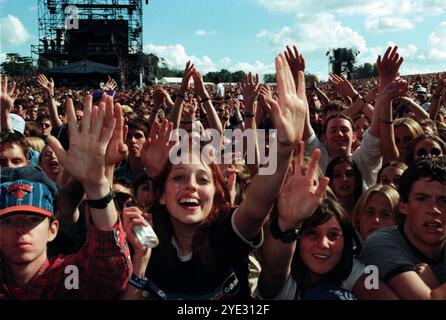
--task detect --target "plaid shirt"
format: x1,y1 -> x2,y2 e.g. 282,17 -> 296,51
0,217 -> 132,300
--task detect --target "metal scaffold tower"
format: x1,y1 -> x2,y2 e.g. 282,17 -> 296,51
32,0 -> 146,86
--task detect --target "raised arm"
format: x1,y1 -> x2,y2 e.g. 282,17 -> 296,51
377,78 -> 408,164
258,144 -> 329,298
192,70 -> 223,134
234,53 -> 307,240
0,75 -> 18,132
36,74 -> 63,129
370,46 -> 404,139
399,96 -> 429,120
428,72 -> 445,121
48,95 -> 119,229
168,61 -> 194,129
241,72 -> 261,175
284,46 -> 313,141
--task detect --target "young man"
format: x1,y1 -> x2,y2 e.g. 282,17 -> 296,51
114,119 -> 147,182
0,95 -> 132,299
362,156 -> 446,299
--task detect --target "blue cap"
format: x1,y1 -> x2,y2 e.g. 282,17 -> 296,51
0,180 -> 54,217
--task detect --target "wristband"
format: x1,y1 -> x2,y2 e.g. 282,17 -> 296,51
128,273 -> 148,290
244,112 -> 255,118
361,96 -> 368,104
200,97 -> 210,103
86,186 -> 115,209
48,94 -> 55,99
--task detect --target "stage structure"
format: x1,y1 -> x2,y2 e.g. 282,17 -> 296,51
327,48 -> 359,80
31,0 -> 148,87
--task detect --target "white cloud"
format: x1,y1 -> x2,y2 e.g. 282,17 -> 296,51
257,0 -> 446,32
144,43 -> 274,78
0,52 -> 6,63
256,30 -> 269,38
427,21 -> 446,60
145,43 -> 221,73
265,14 -> 366,55
365,16 -> 415,32
195,29 -> 216,37
0,15 -> 30,46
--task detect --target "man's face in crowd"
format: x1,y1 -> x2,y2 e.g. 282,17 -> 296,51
416,93 -> 428,104
39,119 -> 52,137
13,104 -> 27,119
399,178 -> 446,258
125,128 -> 146,158
0,143 -> 29,168
0,214 -> 58,265
27,107 -> 38,121
325,117 -> 354,157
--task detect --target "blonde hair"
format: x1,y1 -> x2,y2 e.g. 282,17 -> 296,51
393,117 -> 423,138
26,136 -> 45,153
351,184 -> 400,229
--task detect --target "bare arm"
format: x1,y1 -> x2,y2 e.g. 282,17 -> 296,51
48,95 -> 119,229
168,61 -> 194,129
0,76 -> 18,132
258,145 -> 329,298
234,53 -> 307,240
36,74 -> 63,128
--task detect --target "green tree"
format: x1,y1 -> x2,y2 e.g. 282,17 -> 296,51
355,63 -> 378,79
0,53 -> 36,77
231,70 -> 247,83
263,73 -> 276,83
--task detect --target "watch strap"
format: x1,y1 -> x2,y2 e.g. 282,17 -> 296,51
86,187 -> 116,209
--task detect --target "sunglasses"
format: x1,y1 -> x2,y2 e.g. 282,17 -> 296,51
416,147 -> 442,158
41,123 -> 51,129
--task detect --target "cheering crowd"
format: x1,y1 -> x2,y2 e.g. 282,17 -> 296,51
0,45 -> 445,300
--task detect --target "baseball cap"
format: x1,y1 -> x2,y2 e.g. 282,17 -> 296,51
0,166 -> 59,218
0,180 -> 54,218
9,113 -> 25,134
416,87 -> 427,95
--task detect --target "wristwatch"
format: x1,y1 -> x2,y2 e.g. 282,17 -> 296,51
86,187 -> 116,209
269,216 -> 300,243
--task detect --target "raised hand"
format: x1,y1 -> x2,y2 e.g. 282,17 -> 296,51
377,46 -> 404,87
192,69 -> 210,100
261,53 -> 307,150
241,72 -> 260,110
105,100 -> 129,166
104,76 -> 117,91
47,95 -> 116,190
381,77 -> 409,102
277,143 -> 329,230
179,61 -> 195,95
36,74 -> 55,95
329,73 -> 358,99
284,45 -> 305,91
0,75 -> 18,114
140,118 -> 176,177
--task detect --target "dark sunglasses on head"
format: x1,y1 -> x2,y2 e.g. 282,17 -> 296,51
416,147 -> 442,158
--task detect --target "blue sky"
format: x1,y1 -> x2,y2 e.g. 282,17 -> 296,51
1,0 -> 446,80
